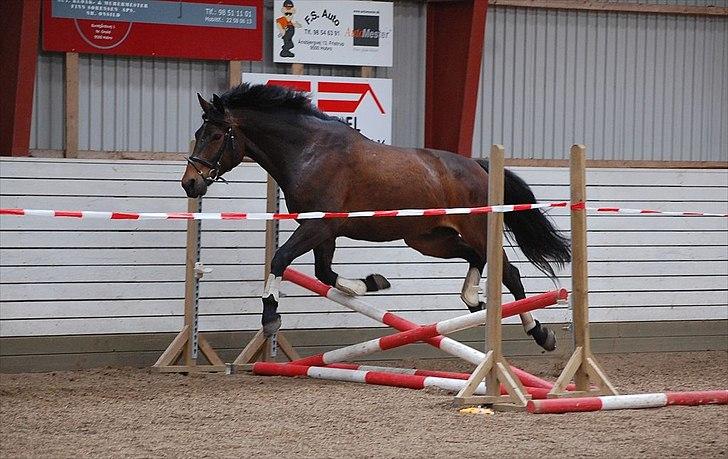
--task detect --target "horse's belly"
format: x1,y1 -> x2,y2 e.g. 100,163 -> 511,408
338,218 -> 436,242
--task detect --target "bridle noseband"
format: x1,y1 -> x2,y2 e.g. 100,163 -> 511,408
187,125 -> 237,185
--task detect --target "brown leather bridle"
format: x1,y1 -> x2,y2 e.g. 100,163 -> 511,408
186,124 -> 237,185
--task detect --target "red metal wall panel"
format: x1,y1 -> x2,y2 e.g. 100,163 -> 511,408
0,0 -> 41,157
425,0 -> 488,156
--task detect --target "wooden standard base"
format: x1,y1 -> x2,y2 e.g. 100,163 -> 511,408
453,351 -> 530,411
153,365 -> 227,373
547,346 -> 618,398
152,325 -> 226,373
228,328 -> 300,373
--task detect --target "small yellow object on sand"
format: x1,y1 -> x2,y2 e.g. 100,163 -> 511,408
459,406 -> 494,415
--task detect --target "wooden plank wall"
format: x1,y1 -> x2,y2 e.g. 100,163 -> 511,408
0,158 -> 726,371
1,158 -> 267,336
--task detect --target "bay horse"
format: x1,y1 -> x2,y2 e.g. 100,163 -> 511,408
181,84 -> 571,352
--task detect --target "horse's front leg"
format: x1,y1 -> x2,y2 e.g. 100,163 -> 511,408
262,221 -> 335,336
313,238 -> 391,296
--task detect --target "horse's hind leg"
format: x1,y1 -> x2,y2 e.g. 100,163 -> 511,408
406,228 -> 485,312
462,263 -> 485,313
502,253 -> 556,351
314,238 -> 391,296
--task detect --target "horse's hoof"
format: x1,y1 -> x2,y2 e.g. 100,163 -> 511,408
363,274 -> 391,292
262,295 -> 281,337
527,320 -> 557,352
467,301 -> 485,313
262,316 -> 281,337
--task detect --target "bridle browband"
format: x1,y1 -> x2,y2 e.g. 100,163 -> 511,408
187,123 -> 237,186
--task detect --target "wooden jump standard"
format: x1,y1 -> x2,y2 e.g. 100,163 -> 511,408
454,145 -> 531,409
153,139 -> 228,372
526,147 -> 726,413
153,194 -> 300,372
153,197 -> 225,373
547,145 -> 617,398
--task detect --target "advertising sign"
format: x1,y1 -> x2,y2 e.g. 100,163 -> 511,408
245,73 -> 392,144
43,0 -> 264,61
272,1 -> 393,67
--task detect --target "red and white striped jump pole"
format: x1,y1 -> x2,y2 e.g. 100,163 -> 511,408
327,363 -> 474,380
253,362 -> 552,399
290,287 -> 567,367
282,268 -> 564,390
325,363 -> 557,397
527,390 -> 728,414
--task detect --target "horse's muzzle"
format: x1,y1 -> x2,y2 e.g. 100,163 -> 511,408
181,176 -> 208,198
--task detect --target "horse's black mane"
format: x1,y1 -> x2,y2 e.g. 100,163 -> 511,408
219,83 -> 336,121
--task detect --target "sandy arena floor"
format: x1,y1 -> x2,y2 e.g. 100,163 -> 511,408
1,351 -> 727,458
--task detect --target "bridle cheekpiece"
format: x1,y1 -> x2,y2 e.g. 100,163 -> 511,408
187,121 -> 237,186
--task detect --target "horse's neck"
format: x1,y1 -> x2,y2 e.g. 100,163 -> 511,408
239,111 -> 314,190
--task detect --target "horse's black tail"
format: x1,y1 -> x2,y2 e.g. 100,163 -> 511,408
476,159 -> 571,279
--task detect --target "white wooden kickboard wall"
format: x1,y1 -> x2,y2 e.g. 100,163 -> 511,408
1,158 -> 726,338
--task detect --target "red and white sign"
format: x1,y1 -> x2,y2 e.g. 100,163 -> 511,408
243,73 -> 392,144
43,0 -> 263,61
272,1 -> 393,66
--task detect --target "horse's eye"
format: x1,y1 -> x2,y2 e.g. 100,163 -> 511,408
211,133 -> 222,141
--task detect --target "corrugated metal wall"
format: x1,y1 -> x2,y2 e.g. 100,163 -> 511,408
29,1 -> 728,161
473,3 -> 728,161
32,54 -> 229,153
606,0 -> 727,5
30,0 -> 425,152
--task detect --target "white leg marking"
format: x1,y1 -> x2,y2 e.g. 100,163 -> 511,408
520,312 -> 536,332
336,277 -> 367,296
263,273 -> 282,302
460,267 -> 482,308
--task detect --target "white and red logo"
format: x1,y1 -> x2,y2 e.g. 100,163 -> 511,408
244,74 -> 392,144
74,20 -> 133,50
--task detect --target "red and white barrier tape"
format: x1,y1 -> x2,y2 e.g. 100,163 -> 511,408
572,202 -> 728,217
0,202 -> 726,220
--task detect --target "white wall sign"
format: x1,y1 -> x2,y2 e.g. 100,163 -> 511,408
244,73 -> 392,144
273,0 -> 393,66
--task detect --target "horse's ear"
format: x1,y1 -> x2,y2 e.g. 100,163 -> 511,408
197,93 -> 214,115
212,93 -> 225,113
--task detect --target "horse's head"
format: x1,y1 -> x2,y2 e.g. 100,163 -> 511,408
181,93 -> 245,197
